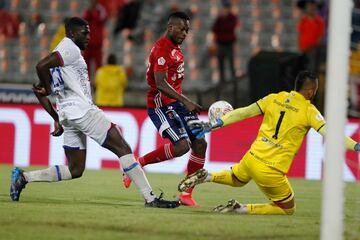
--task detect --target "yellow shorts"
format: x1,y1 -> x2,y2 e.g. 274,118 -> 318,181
231,151 -> 294,203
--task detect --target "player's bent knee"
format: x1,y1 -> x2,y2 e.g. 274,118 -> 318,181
277,199 -> 296,215
193,138 -> 207,153
103,126 -> 132,157
229,172 -> 247,187
232,179 -> 246,187
174,140 -> 190,156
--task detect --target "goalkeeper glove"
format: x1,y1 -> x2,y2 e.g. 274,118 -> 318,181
188,119 -> 224,139
355,143 -> 360,152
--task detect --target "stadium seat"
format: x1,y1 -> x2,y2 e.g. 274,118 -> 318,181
0,0 -> 301,106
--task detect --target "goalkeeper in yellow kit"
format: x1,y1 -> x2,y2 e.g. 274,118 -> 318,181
178,71 -> 360,215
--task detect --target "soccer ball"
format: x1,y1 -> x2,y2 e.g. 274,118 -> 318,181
208,100 -> 233,124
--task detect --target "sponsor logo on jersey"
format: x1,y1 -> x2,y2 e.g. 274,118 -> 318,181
177,63 -> 184,73
176,63 -> 185,79
273,99 -> 299,112
184,116 -> 196,121
261,136 -> 284,149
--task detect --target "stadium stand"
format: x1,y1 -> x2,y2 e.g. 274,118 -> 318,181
0,0 -> 301,107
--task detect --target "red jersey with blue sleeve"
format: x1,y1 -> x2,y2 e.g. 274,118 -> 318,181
146,36 -> 185,108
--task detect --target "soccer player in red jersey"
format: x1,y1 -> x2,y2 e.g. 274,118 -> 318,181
123,11 -> 207,207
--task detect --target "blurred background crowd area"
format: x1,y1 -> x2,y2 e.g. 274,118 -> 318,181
0,0 -> 359,114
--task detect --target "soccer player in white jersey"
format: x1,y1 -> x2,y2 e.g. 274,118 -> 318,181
9,17 -> 180,208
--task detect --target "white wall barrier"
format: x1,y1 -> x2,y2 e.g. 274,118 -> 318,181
0,104 -> 359,181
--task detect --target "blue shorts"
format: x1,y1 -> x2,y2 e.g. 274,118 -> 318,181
148,101 -> 199,143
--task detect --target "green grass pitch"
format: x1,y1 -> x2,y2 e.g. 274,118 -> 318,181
0,164 -> 359,240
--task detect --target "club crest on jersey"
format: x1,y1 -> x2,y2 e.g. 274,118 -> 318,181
158,57 -> 166,65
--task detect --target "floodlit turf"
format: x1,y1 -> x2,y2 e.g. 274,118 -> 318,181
0,164 -> 359,240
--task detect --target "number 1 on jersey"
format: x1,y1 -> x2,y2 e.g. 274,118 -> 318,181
272,111 -> 285,140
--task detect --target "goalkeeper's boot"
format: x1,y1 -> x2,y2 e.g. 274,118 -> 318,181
10,167 -> 28,201
145,192 -> 180,208
122,173 -> 132,188
213,199 -> 245,213
178,168 -> 208,192
179,192 -> 199,207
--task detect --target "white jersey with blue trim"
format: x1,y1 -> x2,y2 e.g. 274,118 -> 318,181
52,37 -> 95,122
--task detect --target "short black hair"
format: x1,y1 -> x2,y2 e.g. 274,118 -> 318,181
107,54 -> 117,64
295,70 -> 318,91
65,17 -> 88,35
168,11 -> 190,22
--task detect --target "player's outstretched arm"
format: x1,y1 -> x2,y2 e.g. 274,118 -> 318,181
221,103 -> 262,126
187,103 -> 262,139
35,52 -> 63,95
317,126 -> 360,152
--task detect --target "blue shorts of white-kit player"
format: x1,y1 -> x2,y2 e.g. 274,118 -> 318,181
148,101 -> 199,143
61,107 -> 112,150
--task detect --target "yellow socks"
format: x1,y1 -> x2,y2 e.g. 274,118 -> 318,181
246,203 -> 295,215
210,170 -> 245,187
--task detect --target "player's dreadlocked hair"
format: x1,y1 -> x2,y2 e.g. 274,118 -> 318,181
168,11 -> 190,22
295,70 -> 318,91
65,17 -> 88,35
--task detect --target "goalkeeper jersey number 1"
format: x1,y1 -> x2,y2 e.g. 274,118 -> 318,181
251,91 -> 325,174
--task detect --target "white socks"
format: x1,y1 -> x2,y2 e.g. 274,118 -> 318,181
21,154 -> 156,203
120,154 -> 156,203
23,165 -> 72,182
